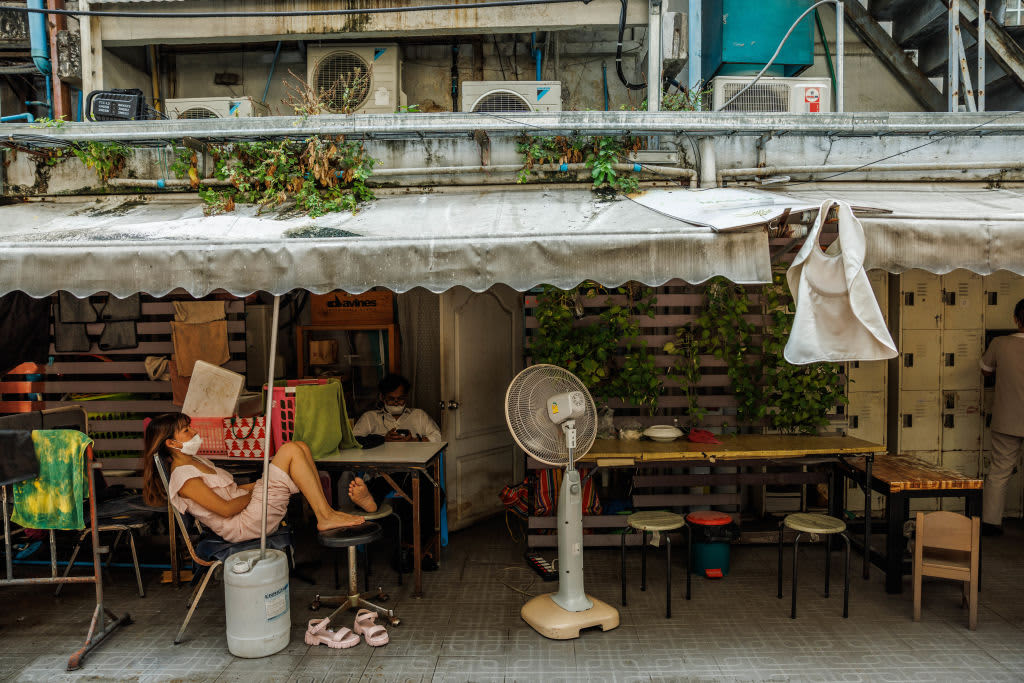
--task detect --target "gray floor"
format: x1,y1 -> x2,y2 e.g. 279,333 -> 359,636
2,516 -> 1023,683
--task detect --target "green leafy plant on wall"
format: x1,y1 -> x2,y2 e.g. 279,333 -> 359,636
760,267 -> 847,434
529,282 -> 662,412
73,142 -> 132,183
695,277 -> 764,427
516,134 -> 642,194
662,324 -> 706,427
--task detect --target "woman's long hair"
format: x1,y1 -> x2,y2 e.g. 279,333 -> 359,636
141,413 -> 191,507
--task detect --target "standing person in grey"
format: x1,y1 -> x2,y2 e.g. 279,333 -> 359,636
980,298 -> 1024,536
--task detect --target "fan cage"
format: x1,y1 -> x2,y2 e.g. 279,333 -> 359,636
176,107 -> 220,120
314,51 -> 372,113
719,82 -> 791,113
472,90 -> 533,113
504,364 -> 597,466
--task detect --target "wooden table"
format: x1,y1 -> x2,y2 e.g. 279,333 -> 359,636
532,435 -> 885,578
835,455 -> 984,594
317,441 -> 446,598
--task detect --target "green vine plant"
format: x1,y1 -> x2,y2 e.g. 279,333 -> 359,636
72,142 -> 132,183
760,267 -> 847,434
662,324 -> 706,427
516,134 -> 642,194
529,282 -> 662,413
695,277 -> 764,427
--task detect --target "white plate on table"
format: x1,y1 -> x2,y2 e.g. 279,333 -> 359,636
643,425 -> 683,443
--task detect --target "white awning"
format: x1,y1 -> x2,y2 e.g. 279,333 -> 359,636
0,189 -> 772,298
773,184 -> 1024,276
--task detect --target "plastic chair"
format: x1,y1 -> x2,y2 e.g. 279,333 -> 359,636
913,511 -> 980,630
152,455 -> 294,644
620,510 -> 690,618
777,513 -> 851,619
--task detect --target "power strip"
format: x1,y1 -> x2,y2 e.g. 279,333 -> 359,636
524,551 -> 558,581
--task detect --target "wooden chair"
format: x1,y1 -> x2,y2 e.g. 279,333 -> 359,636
912,511 -> 980,630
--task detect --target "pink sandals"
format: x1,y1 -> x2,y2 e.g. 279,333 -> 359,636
353,608 -> 389,646
304,617 -> 360,649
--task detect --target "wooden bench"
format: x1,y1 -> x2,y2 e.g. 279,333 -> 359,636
835,455 -> 983,594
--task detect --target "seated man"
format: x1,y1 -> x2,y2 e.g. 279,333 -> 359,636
352,373 -> 441,443
351,373 -> 443,570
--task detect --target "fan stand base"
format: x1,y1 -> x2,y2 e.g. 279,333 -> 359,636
521,593 -> 619,640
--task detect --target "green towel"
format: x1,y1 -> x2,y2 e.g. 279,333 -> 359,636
293,380 -> 360,460
12,430 -> 92,530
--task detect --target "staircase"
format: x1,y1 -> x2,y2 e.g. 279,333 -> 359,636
848,0 -> 1024,111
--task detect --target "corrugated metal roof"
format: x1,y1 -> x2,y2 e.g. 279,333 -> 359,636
0,188 -> 772,298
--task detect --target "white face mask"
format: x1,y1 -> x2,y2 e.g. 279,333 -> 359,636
179,434 -> 202,456
386,404 -> 405,416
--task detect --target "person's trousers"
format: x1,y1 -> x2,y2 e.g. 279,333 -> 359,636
984,430 -> 1024,525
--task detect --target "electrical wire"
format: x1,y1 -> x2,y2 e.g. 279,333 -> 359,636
615,0 -> 646,91
715,0 -> 839,112
6,0 -> 586,19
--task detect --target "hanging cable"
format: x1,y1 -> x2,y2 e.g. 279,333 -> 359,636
616,0 -> 646,91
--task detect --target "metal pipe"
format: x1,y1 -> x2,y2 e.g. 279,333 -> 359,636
647,0 -> 662,113
835,0 -> 844,113
687,0 -> 701,90
717,160 -> 1024,186
259,295 -> 280,559
262,41 -> 282,104
0,65 -> 39,74
1,113 -> 36,122
949,0 -> 961,112
28,0 -> 51,76
978,0 -> 986,112
149,45 -> 162,113
106,177 -> 230,187
699,137 -> 717,189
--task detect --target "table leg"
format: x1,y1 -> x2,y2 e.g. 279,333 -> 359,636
433,458 -> 442,561
412,472 -> 422,598
863,454 -> 873,580
885,491 -> 905,594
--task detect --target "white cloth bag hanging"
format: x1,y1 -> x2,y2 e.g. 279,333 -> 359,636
784,199 -> 897,365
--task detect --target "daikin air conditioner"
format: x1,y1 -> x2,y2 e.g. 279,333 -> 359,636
461,81 -> 562,113
306,44 -> 405,114
712,76 -> 831,113
165,97 -> 270,119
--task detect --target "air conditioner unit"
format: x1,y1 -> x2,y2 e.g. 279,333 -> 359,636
165,96 -> 269,119
306,44 -> 405,114
461,81 -> 562,113
711,76 -> 831,113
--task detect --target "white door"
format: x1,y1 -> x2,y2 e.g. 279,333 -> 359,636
440,285 -> 523,531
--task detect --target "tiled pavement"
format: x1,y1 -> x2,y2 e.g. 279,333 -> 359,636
2,517 -> 1023,682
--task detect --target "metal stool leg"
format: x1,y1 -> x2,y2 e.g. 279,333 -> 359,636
393,511 -> 403,586
640,530 -> 647,592
777,520 -> 784,599
127,529 -> 145,598
824,532 -> 832,598
175,561 -> 221,645
363,545 -> 369,594
842,532 -> 851,618
791,532 -> 803,619
665,534 -> 672,619
620,528 -> 627,607
685,525 -> 691,601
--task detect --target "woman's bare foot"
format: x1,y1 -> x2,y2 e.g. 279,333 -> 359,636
349,477 -> 378,513
317,510 -> 365,532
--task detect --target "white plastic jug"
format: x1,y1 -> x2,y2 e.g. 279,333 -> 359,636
223,548 -> 290,658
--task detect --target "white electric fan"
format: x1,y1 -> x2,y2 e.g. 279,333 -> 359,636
504,364 -> 619,639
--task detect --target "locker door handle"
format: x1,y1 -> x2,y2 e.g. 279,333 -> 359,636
945,353 -> 955,367
904,292 -> 915,306
943,291 -> 956,306
944,415 -> 955,429
903,414 -> 913,428
904,353 -> 914,368
851,416 -> 859,429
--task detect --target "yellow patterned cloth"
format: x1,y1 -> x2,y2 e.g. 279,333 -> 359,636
12,430 -> 92,530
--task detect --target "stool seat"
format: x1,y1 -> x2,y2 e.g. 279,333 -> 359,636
318,521 -> 383,548
338,502 -> 394,522
784,513 -> 846,535
627,511 -> 686,532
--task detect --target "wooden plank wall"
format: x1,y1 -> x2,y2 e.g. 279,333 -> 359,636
0,295 -> 247,486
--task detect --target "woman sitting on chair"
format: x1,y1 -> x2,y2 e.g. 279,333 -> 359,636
142,413 -> 378,543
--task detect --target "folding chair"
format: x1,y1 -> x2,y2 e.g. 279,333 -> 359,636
152,454 -> 294,644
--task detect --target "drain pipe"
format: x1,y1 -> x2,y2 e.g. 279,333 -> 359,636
27,0 -> 53,118
1,113 -> 35,123
717,160 -> 1024,186
531,32 -> 542,80
262,41 -> 283,104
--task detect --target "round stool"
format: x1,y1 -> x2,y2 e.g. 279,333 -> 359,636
338,502 -> 402,586
312,521 -> 399,626
620,511 -> 689,618
777,513 -> 850,619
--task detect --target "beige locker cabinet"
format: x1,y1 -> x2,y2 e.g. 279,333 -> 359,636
940,331 -> 984,391
900,270 -> 942,330
905,451 -> 942,512
982,451 -> 1023,518
848,360 -> 886,394
899,330 -> 941,391
844,485 -> 885,517
983,271 -> 1024,330
866,269 -> 889,319
847,391 -> 886,446
941,390 -> 983,452
897,392 -> 941,453
941,270 -> 984,330
940,450 -> 980,512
